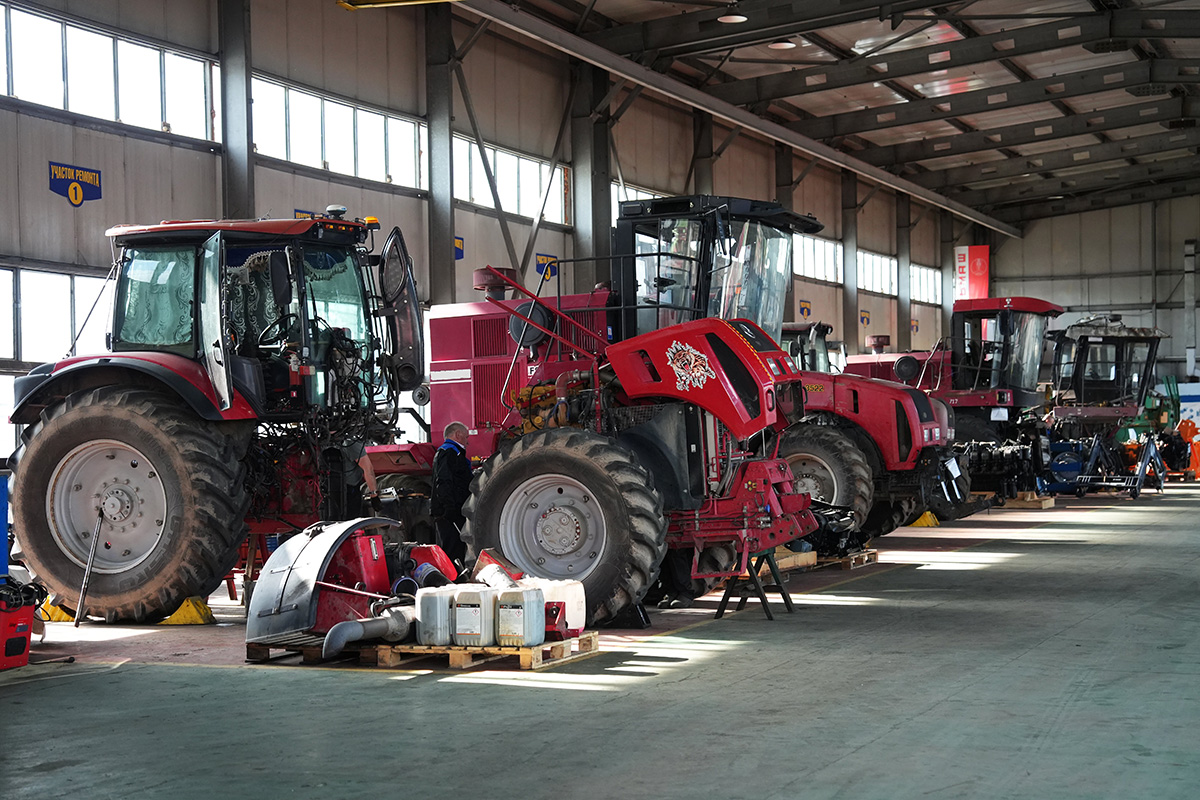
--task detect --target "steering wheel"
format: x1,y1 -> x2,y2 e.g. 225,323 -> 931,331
258,313 -> 299,347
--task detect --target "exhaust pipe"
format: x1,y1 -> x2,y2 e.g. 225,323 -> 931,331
322,605 -> 416,659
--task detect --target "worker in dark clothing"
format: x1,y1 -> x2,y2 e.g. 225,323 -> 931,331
431,421 -> 473,570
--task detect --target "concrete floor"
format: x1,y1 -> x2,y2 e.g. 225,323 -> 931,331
2,486 -> 1199,799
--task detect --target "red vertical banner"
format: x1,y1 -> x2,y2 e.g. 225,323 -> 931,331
953,245 -> 989,299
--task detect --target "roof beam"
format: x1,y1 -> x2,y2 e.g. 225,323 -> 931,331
705,11 -> 1200,107
911,127 -> 1200,189
789,60 -> 1200,140
955,155 -> 1200,207
584,0 -> 937,59
993,176 -> 1200,223
856,97 -> 1199,166
459,0 -> 1021,239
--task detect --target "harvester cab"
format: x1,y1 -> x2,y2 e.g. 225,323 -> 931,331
1042,315 -> 1169,496
9,210 -> 424,622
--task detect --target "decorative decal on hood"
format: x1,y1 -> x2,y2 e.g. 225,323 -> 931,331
666,341 -> 717,391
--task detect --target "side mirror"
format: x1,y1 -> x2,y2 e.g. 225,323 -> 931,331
269,251 -> 292,308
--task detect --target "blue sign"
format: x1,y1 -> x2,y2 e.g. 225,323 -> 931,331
49,161 -> 102,207
536,253 -> 559,280
798,300 -> 812,319
911,319 -> 919,333
860,309 -> 871,326
294,209 -> 316,219
454,237 -> 465,260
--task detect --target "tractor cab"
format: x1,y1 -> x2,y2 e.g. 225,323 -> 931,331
1048,315 -> 1167,418
780,321 -> 836,373
612,195 -> 823,343
949,298 -> 1063,410
95,210 -> 424,427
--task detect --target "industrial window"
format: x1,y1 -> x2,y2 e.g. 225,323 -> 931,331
857,250 -> 897,296
910,264 -> 943,305
793,233 -> 844,284
3,4 -> 217,139
452,134 -> 569,224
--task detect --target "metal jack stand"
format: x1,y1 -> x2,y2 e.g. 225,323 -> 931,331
714,550 -> 795,620
73,510 -> 105,627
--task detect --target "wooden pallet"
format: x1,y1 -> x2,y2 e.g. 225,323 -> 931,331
817,549 -> 878,570
1006,491 -> 1055,509
246,630 -> 600,671
1167,469 -> 1195,482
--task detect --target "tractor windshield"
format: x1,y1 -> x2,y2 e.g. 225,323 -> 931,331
632,218 -> 704,334
111,246 -> 196,356
708,219 -> 792,340
303,245 -> 369,343
958,309 -> 1048,393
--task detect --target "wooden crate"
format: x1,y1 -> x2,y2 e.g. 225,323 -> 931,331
246,630 -> 600,671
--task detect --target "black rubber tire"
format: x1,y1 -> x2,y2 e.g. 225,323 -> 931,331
10,387 -> 252,623
779,424 -> 874,526
862,495 -> 920,539
690,542 -> 739,598
461,429 -> 668,626
376,473 -> 436,544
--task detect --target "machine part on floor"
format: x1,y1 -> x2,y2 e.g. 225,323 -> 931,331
246,517 -> 406,645
9,213 -> 425,623
322,605 -> 416,659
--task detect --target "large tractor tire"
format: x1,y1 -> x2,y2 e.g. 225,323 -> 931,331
10,387 -> 252,623
928,454 -> 973,521
690,542 -> 739,599
779,424 -> 874,526
461,429 -> 668,626
862,496 -> 920,539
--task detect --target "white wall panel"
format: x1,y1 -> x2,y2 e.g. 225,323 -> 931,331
35,0 -> 215,51
792,279 -> 840,329
611,95 -> 691,194
456,22 -> 569,158
910,303 -> 941,351
791,163 -> 840,238
858,190 -> 895,256
251,0 -> 421,114
713,132 -> 772,200
855,294 -> 897,356
1,108 -> 220,268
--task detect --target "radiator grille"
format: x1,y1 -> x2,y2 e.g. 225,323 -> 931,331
472,362 -> 511,426
473,317 -> 510,358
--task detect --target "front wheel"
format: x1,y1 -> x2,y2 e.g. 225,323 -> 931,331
10,387 -> 252,622
779,425 -> 874,526
461,429 -> 668,626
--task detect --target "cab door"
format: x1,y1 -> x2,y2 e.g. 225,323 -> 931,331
198,231 -> 234,409
377,226 -> 425,391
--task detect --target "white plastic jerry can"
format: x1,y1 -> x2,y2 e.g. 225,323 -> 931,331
453,585 -> 499,647
496,587 -> 545,647
415,585 -> 456,646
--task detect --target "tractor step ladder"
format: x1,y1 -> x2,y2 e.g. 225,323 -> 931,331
714,550 -> 794,620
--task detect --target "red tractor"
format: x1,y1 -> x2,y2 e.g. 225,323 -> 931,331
776,318 -> 960,531
8,209 -> 425,622
846,297 -> 1064,503
370,195 -> 955,625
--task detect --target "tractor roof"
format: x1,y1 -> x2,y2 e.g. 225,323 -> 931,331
953,296 -> 1064,316
106,216 -> 371,246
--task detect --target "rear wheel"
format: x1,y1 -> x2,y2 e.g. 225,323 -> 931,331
779,425 -> 873,526
461,429 -> 668,626
10,387 -> 252,622
690,543 -> 739,598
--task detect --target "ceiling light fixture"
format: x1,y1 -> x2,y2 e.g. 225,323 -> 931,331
718,5 -> 748,24
767,39 -> 796,50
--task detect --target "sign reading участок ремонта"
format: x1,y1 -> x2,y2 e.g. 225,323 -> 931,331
49,161 -> 102,207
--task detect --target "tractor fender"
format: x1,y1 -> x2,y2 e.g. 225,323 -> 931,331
10,353 -> 257,424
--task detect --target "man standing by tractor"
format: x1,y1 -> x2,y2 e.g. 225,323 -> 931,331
432,421 -> 472,570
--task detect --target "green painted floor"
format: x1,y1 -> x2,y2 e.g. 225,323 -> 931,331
3,486 -> 1199,799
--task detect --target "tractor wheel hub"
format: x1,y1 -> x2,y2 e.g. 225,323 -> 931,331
535,506 -> 584,555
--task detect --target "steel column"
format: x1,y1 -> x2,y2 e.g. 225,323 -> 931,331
218,0 -> 254,219
842,170 -> 859,354
425,4 -> 455,304
692,109 -> 714,195
570,62 -> 611,288
896,194 -> 912,352
940,211 -> 956,337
